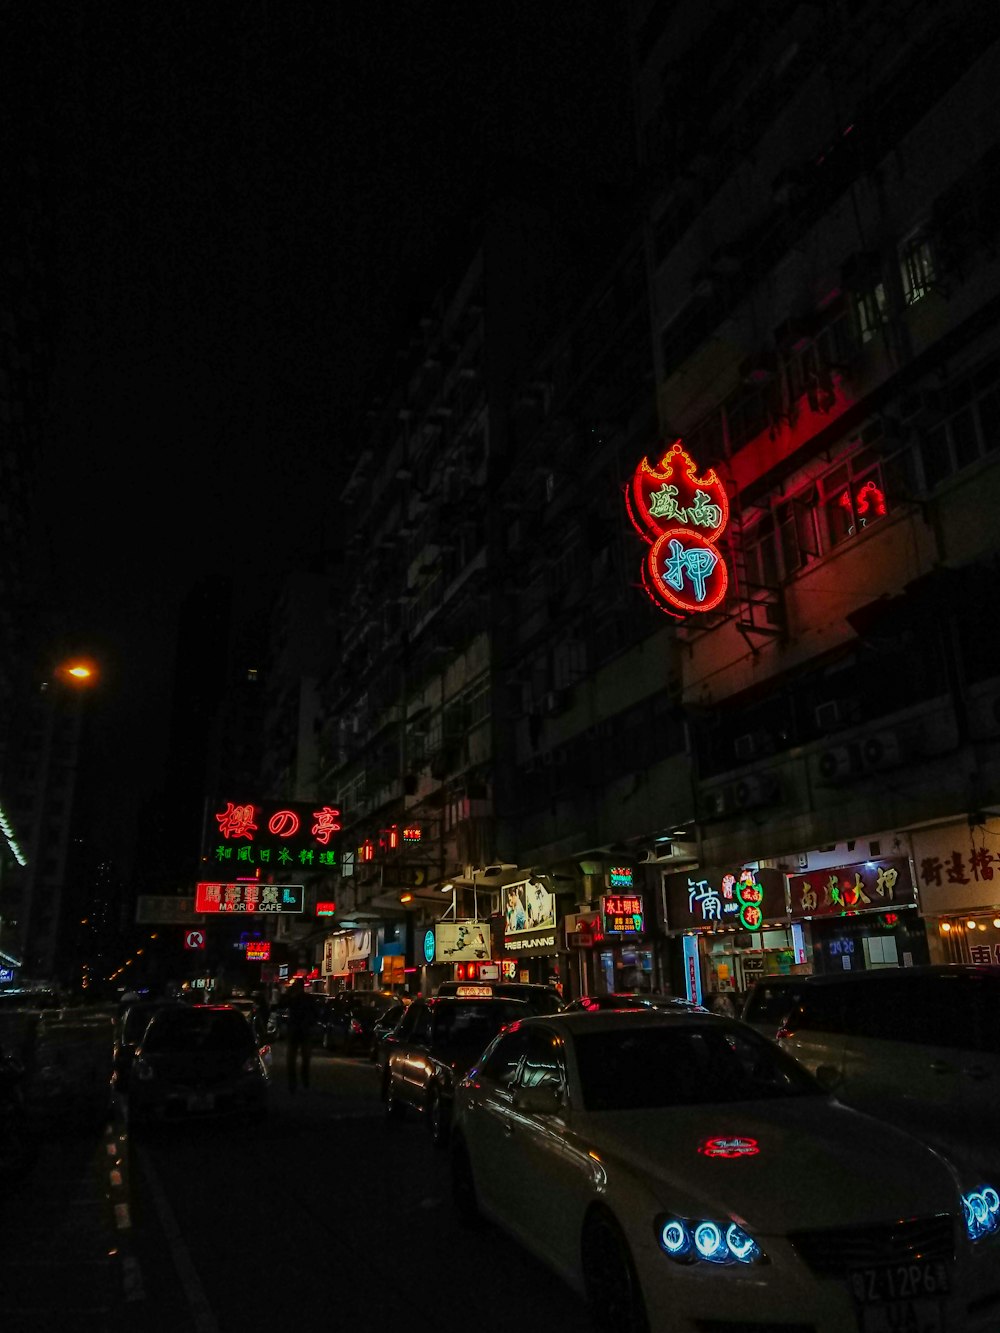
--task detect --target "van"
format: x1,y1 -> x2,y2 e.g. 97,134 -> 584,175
434,980 -> 564,1016
775,964 -> 1000,1175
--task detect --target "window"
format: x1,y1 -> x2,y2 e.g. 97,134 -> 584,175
855,281 -> 889,344
480,1028 -> 530,1086
517,1030 -> 564,1091
917,356 -> 1000,489
818,451 -> 887,549
899,232 -> 936,305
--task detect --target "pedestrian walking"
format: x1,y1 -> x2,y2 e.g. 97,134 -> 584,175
284,978 -> 315,1092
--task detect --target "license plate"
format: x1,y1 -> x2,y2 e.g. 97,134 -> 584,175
187,1092 -> 214,1112
850,1261 -> 950,1304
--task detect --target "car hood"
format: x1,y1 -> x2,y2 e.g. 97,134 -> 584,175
579,1098 -> 960,1233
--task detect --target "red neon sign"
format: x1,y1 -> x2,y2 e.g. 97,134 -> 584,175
698,1136 -> 760,1159
625,439 -> 730,617
246,941 -> 271,960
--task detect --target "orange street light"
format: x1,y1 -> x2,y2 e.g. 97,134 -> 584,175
55,658 -> 99,687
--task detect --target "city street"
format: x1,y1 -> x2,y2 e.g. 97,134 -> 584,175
3,1043 -> 588,1333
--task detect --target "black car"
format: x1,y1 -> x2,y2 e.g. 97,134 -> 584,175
112,998 -> 185,1092
383,995 -> 528,1147
318,991 -> 402,1055
434,980 -> 564,1015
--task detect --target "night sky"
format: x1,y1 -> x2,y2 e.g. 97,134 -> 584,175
5,1 -> 636,867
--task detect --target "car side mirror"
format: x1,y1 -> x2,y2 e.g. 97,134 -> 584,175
815,1063 -> 842,1092
512,1084 -> 563,1115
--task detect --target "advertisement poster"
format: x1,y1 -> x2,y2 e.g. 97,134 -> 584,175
504,879 -> 555,935
434,921 -> 492,962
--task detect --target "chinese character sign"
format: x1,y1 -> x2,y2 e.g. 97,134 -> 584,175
601,894 -> 644,934
203,799 -> 343,871
663,867 -> 787,931
245,941 -> 271,960
625,438 -> 730,618
194,883 -> 305,914
786,857 -> 915,918
909,824 -> 1000,915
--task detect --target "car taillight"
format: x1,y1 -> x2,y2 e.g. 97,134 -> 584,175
775,1024 -> 793,1041
350,1019 -> 363,1035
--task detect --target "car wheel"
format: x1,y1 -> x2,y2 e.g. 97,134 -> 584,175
384,1073 -> 403,1119
450,1135 -> 481,1227
428,1088 -> 450,1149
581,1210 -> 649,1333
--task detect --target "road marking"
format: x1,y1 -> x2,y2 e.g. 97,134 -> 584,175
138,1146 -> 220,1333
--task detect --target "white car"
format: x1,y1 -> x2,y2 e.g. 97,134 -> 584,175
451,1009 -> 1000,1333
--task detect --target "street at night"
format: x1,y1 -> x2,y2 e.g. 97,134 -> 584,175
4,1036 -> 586,1333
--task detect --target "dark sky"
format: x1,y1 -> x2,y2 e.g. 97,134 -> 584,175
6,1 -> 636,865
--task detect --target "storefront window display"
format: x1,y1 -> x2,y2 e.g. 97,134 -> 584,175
786,856 -> 928,973
662,866 -> 794,1010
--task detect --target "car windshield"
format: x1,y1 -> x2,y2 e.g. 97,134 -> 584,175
573,1022 -> 822,1111
432,1001 -> 524,1047
142,1008 -> 255,1054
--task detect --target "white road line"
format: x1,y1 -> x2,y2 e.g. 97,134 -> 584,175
137,1145 -> 220,1333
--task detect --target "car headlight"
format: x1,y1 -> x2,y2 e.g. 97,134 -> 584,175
656,1215 -> 766,1266
962,1185 -> 1000,1242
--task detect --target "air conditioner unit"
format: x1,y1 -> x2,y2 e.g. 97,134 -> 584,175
732,773 -> 781,810
860,730 -> 904,772
816,744 -> 859,783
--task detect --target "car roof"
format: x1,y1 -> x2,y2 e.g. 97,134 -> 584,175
425,994 -> 530,1007
793,963 -> 1000,987
512,1008 -> 735,1034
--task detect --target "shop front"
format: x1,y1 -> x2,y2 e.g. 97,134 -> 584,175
786,855 -> 928,973
320,928 -> 373,991
662,866 -> 795,1012
501,877 -> 566,992
909,822 -> 1000,964
564,891 -> 655,998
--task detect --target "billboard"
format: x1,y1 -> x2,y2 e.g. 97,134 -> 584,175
434,921 -> 492,962
503,879 -> 556,936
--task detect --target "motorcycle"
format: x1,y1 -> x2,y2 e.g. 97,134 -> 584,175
0,1044 -> 38,1180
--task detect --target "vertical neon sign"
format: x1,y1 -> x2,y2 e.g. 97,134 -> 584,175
625,439 -> 730,617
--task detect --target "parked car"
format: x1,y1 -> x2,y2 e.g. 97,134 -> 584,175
434,980 -> 564,1015
318,990 -> 402,1055
127,1004 -> 270,1127
112,998 -> 184,1092
369,998 -> 410,1066
775,963 -> 1000,1174
562,993 -> 707,1014
740,974 -> 815,1039
384,995 -> 529,1146
450,1007 -> 1000,1333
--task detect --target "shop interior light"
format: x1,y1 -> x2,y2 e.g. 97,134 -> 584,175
993,918 -> 1000,929
968,920 -> 978,930
941,922 -> 952,933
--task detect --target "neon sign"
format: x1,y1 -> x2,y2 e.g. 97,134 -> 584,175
626,439 -> 729,618
608,865 -> 634,889
601,894 -> 644,933
194,883 -> 305,914
246,941 -> 271,960
204,799 -> 343,869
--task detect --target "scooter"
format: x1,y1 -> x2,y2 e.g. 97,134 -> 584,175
0,1045 -> 38,1180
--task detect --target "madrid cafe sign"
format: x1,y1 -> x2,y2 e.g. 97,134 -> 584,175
625,438 -> 730,617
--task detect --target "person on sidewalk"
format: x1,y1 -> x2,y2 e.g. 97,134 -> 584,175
284,979 -> 316,1093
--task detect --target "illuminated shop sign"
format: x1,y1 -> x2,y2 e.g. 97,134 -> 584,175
0,966 -> 16,983
316,901 -> 337,916
203,799 -> 342,870
423,929 -> 436,964
786,857 -> 915,919
246,941 -> 271,961
601,894 -> 644,934
435,921 -> 491,963
663,867 -> 787,932
502,930 -> 556,953
194,883 -> 305,914
607,865 -> 634,890
698,1136 -> 760,1159
625,438 -> 730,618
504,879 -> 556,935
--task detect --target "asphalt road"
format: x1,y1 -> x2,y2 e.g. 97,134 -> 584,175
2,1032 -> 589,1333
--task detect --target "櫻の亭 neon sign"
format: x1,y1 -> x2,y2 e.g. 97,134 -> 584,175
625,439 -> 730,617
